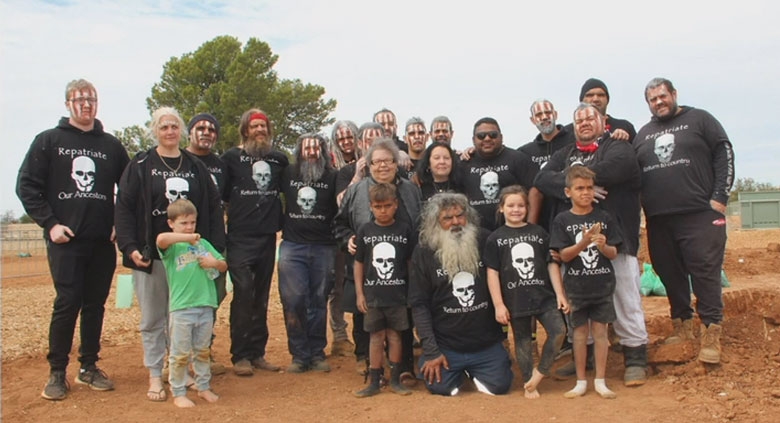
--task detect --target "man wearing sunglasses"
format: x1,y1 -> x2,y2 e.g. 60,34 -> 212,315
458,117 -> 536,230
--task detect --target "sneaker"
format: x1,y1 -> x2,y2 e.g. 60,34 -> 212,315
75,366 -> 114,391
286,362 -> 308,374
41,371 -> 69,400
310,359 -> 331,372
233,358 -> 254,376
251,357 -> 281,372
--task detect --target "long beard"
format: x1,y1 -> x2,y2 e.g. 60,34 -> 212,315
245,138 -> 271,158
299,159 -> 325,184
429,224 -> 480,279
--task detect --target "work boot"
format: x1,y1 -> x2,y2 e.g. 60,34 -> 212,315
330,339 -> 355,357
251,356 -> 281,372
354,368 -> 382,398
698,323 -> 722,364
388,362 -> 412,395
555,344 -> 594,378
622,345 -> 648,387
233,358 -> 254,376
210,352 -> 227,376
664,318 -> 695,344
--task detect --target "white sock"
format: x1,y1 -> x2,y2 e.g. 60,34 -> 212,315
594,378 -> 616,399
564,379 -> 587,398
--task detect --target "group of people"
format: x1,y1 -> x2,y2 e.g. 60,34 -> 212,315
16,75 -> 734,405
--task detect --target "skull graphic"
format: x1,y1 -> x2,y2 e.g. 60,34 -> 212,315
575,230 -> 600,270
71,156 -> 96,192
511,243 -> 535,279
480,171 -> 499,200
372,242 -> 395,280
451,271 -> 476,307
252,160 -> 271,191
165,177 -> 189,204
654,133 -> 675,164
297,186 -> 317,215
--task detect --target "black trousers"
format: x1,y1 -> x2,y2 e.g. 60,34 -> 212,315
46,239 -> 116,372
227,234 -> 276,363
647,209 -> 727,326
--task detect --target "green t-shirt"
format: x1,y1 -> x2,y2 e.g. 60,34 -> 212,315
158,239 -> 223,312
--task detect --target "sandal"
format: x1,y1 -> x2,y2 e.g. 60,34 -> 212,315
147,388 -> 167,402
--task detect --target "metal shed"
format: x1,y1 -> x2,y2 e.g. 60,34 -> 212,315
739,191 -> 780,229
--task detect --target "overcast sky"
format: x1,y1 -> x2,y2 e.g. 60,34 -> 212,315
2,0 -> 778,217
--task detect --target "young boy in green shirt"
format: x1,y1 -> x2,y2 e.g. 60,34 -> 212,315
157,199 -> 226,408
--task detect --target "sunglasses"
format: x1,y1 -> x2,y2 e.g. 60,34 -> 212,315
475,131 -> 500,140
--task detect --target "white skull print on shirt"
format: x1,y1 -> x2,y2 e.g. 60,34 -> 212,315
479,171 -> 500,200
296,186 -> 317,215
252,160 -> 272,191
575,230 -> 600,270
654,133 -> 675,164
71,156 -> 96,192
372,242 -> 396,280
451,271 -> 476,307
165,177 -> 189,203
511,242 -> 535,279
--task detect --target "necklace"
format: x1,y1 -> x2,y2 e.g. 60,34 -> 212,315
159,152 -> 183,173
432,180 -> 451,193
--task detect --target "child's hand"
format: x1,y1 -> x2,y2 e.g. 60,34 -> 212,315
347,235 -> 357,255
591,233 -> 607,249
494,304 -> 510,325
198,253 -> 217,269
583,222 -> 601,240
356,293 -> 368,314
190,233 -> 201,245
557,295 -> 570,314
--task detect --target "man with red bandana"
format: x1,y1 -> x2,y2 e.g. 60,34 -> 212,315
634,78 -> 734,365
17,79 -> 129,400
535,103 -> 649,387
220,109 -> 288,376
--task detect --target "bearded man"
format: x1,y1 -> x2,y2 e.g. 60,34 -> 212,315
409,193 -> 513,396
277,134 -> 338,373
220,108 -> 288,376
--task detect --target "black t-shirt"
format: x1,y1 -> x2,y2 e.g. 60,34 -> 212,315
518,125 -> 576,174
483,224 -> 557,317
458,147 -> 535,230
336,162 -> 358,195
221,147 -> 289,238
549,209 -> 621,300
281,166 -> 337,245
409,231 -> 504,354
355,220 -> 415,307
194,152 -> 228,199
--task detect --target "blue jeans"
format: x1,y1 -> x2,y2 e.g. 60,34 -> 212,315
169,307 -> 213,397
277,241 -> 335,365
420,342 -> 514,396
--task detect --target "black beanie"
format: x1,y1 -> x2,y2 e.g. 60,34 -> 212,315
579,78 -> 609,102
188,113 -> 220,135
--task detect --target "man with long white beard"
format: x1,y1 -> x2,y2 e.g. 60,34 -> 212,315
409,193 -> 513,396
220,108 -> 288,376
277,134 -> 338,373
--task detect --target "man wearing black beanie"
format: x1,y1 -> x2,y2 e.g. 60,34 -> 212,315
576,78 -> 636,143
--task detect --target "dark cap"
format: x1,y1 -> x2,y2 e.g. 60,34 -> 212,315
187,113 -> 220,136
579,78 -> 609,102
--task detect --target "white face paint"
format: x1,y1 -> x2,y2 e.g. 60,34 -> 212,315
252,160 -> 271,191
511,243 -> 535,279
71,156 -> 96,192
480,171 -> 499,200
451,271 -> 476,307
654,133 -> 675,164
575,230 -> 600,270
297,186 -> 317,215
165,177 -> 189,204
372,242 -> 396,280
66,89 -> 98,127
190,120 -> 217,152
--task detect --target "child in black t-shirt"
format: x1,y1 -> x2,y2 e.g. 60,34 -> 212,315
550,166 -> 621,399
485,185 -> 569,399
353,183 -> 414,398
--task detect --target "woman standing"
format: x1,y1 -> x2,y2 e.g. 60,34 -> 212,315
115,107 -> 224,402
414,141 -> 462,201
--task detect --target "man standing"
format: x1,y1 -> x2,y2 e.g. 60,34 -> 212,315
574,78 -> 636,142
429,116 -> 454,145
278,134 -> 338,373
635,78 -> 734,364
519,99 -> 575,228
373,108 -> 409,152
535,103 -> 649,386
403,117 -> 429,179
409,193 -> 513,396
220,108 -> 288,375
186,113 -> 228,375
17,79 -> 129,400
458,117 -> 536,230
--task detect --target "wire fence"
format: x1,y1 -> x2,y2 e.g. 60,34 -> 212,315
1,223 -> 49,280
